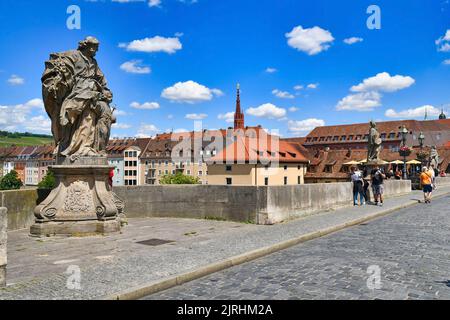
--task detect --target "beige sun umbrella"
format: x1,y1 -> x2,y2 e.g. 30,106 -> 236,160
406,160 -> 421,165
390,160 -> 404,165
343,160 -> 361,165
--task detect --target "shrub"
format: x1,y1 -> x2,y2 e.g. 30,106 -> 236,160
160,173 -> 201,185
0,170 -> 23,190
38,170 -> 56,189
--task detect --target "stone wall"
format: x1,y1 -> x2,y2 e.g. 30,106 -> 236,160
113,185 -> 261,223
0,180 -> 412,230
0,189 -> 43,231
114,180 -> 411,225
261,180 -> 411,224
0,207 -> 7,287
436,177 -> 450,186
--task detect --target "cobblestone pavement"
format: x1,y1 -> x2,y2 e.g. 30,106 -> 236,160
1,187 -> 449,299
146,195 -> 450,300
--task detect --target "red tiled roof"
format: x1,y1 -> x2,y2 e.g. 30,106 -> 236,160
211,136 -> 309,164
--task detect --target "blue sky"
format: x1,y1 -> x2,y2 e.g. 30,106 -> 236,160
0,0 -> 449,138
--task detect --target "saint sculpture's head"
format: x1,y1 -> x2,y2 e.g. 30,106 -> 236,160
78,36 -> 100,58
369,120 -> 376,128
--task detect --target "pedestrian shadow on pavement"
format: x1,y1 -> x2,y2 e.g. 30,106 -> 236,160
435,280 -> 450,288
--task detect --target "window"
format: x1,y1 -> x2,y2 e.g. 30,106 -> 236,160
284,165 -> 288,170
324,165 -> 333,173
226,178 -> 232,185
389,132 -> 396,139
265,177 -> 269,186
348,135 -> 354,141
284,177 -> 288,185
226,165 -> 232,172
187,170 -> 191,175
298,166 -> 301,170
341,136 -> 346,141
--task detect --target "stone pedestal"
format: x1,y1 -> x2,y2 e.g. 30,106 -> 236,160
31,157 -> 124,237
0,207 -> 7,287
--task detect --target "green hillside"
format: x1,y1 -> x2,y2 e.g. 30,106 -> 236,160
0,133 -> 53,147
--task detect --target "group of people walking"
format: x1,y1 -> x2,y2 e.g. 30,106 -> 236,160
351,163 -> 440,207
350,165 -> 385,207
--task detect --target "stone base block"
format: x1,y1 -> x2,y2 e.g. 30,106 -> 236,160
0,265 -> 5,288
30,219 -> 121,238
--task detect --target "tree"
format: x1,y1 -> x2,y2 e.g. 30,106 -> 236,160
160,173 -> 201,185
38,170 -> 56,189
0,170 -> 23,190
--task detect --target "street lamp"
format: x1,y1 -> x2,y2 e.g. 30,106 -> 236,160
417,131 -> 426,175
400,126 -> 409,180
418,132 -> 425,150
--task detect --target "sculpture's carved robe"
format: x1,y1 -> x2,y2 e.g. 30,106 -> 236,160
367,127 -> 382,162
42,50 -> 113,160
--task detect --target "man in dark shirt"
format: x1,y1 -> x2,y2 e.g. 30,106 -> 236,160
371,166 -> 386,206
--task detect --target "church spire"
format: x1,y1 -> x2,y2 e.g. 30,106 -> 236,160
234,83 -> 245,129
439,107 -> 447,119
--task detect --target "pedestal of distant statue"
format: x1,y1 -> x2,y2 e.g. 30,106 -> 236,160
30,157 -> 124,237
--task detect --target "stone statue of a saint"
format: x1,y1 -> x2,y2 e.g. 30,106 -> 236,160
429,146 -> 439,169
32,37 -> 123,237
367,120 -> 382,163
42,36 -> 116,161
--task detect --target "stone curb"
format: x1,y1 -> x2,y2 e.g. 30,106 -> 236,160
103,191 -> 450,300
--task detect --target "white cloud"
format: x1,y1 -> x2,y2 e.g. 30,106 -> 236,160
307,83 -> 319,89
185,113 -> 208,120
120,60 -> 151,74
148,0 -> 161,7
218,112 -> 235,123
112,123 -> 132,129
136,124 -> 159,137
336,91 -> 382,112
343,37 -> 363,45
289,107 -> 299,112
350,72 -> 415,93
161,81 -> 223,104
436,29 -> 450,52
272,89 -> 295,99
0,98 -> 45,132
246,103 -> 287,119
288,118 -> 325,134
443,59 -> 450,65
385,105 -> 440,119
114,109 -> 128,116
293,85 -> 303,91
285,25 -> 334,55
111,0 -> 145,3
119,36 -> 182,54
7,75 -> 25,86
130,101 -> 160,110
265,67 -> 277,73
25,99 -> 44,108
24,116 -> 51,134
